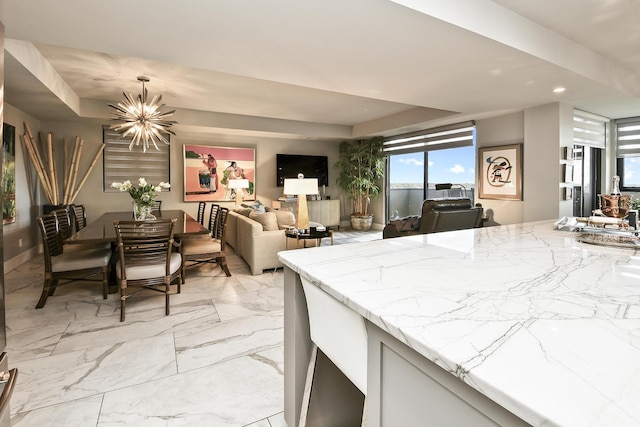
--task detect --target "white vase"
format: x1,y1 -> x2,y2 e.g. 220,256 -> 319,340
132,201 -> 156,221
350,214 -> 373,231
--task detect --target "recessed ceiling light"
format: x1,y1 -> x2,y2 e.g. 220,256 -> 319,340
553,87 -> 566,93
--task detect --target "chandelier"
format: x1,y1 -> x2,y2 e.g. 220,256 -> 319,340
108,76 -> 177,152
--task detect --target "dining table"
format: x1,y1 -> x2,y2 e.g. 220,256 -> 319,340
64,209 -> 209,293
65,209 -> 209,245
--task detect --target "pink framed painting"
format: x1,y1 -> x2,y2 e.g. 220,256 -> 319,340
183,144 -> 256,203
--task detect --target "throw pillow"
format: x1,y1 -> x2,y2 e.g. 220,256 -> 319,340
242,200 -> 266,213
249,210 -> 279,231
233,207 -> 253,217
275,210 -> 296,230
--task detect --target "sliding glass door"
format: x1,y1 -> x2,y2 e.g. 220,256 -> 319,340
387,153 -> 425,219
386,144 -> 476,220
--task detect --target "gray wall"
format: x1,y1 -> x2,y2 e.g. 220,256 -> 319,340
3,104 -> 42,270
475,102 -> 578,226
4,103 -> 342,269
3,100 -> 594,269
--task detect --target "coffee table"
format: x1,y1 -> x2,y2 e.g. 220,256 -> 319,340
285,229 -> 333,249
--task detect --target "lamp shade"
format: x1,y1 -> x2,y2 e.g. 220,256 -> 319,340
228,179 -> 249,205
283,177 -> 318,230
227,179 -> 250,189
283,178 -> 318,196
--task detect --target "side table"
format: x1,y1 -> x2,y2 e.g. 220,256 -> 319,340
285,229 -> 334,249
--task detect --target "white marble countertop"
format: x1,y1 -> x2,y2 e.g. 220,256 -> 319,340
278,221 -> 640,427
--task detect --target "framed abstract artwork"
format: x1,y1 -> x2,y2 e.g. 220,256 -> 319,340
2,123 -> 16,224
478,144 -> 523,200
183,144 -> 256,203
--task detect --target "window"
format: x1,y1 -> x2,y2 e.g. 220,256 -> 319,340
385,122 -> 476,219
388,153 -> 425,218
615,117 -> 640,190
103,126 -> 171,191
573,109 -> 607,215
428,145 -> 476,199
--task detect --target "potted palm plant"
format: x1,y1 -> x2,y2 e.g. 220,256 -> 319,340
334,137 -> 385,231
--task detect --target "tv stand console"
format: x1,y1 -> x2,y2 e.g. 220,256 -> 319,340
273,199 -> 340,228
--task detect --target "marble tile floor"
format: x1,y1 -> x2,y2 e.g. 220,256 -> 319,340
3,228 -> 382,427
4,248 -> 285,427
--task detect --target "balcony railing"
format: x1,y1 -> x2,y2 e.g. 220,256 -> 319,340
388,186 -> 475,218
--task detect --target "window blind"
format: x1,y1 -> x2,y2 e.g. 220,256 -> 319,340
102,126 -> 171,191
573,109 -> 607,149
615,116 -> 640,157
382,121 -> 475,155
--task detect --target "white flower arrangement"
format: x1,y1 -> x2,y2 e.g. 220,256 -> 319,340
111,178 -> 170,207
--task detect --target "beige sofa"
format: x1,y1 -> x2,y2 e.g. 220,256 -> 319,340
225,209 -> 289,275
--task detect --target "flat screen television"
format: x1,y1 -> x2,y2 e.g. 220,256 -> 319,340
277,154 -> 329,187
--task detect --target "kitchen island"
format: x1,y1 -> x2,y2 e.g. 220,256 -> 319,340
279,221 -> 640,426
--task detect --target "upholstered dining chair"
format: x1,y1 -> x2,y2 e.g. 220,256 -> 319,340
35,213 -> 111,309
151,200 -> 162,215
72,204 -> 87,232
196,201 -> 207,225
52,207 -> 74,241
113,219 -> 182,322
208,204 -> 220,239
54,208 -> 110,250
181,206 -> 231,279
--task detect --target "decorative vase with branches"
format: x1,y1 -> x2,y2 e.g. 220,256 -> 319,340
334,137 -> 385,230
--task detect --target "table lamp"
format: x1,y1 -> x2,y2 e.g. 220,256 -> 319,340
228,179 -> 249,205
283,175 -> 318,230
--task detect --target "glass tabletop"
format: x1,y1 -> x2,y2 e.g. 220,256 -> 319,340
285,229 -> 332,239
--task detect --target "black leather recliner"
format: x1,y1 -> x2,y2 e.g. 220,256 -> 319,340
383,198 -> 483,239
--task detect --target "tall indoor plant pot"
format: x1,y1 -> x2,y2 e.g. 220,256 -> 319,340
334,137 -> 385,231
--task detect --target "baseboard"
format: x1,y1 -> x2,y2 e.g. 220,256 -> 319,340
339,221 -> 385,231
4,246 -> 39,273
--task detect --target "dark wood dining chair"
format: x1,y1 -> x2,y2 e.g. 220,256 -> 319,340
151,200 -> 162,214
54,208 -> 110,250
35,213 -> 111,308
208,204 -> 220,238
113,219 -> 182,322
72,204 -> 87,232
196,201 -> 207,225
52,207 -> 74,241
181,207 -> 231,279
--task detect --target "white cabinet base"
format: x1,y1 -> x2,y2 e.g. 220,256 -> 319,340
367,324 -> 530,427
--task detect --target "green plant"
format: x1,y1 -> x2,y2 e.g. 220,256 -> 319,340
334,137 -> 385,215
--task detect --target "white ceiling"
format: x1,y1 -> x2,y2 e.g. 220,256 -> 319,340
1,0 -> 639,143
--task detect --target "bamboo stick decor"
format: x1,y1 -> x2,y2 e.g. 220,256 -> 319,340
22,123 -> 105,206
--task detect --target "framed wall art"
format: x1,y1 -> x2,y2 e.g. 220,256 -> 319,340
560,146 -> 573,160
183,144 -> 256,203
562,164 -> 574,183
2,123 -> 16,224
478,143 -> 523,200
